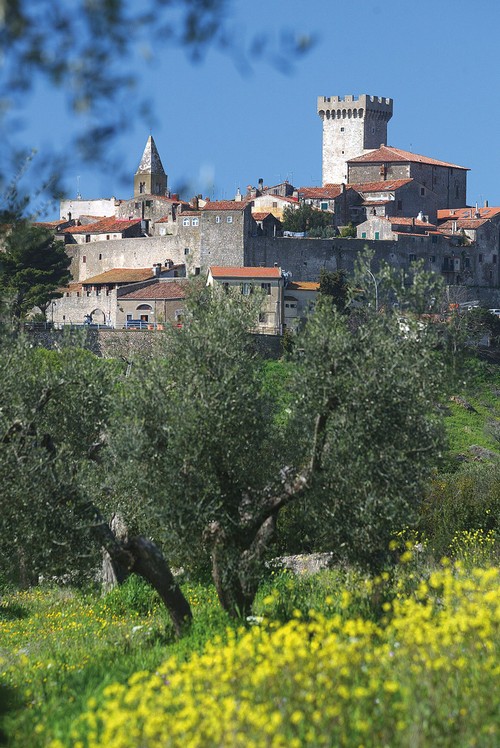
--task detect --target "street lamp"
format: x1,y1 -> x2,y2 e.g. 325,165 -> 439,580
365,268 -> 379,312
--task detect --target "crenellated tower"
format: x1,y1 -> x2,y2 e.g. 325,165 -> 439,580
134,135 -> 168,197
317,94 -> 393,185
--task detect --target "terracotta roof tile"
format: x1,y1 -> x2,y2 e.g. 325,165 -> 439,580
348,145 -> 468,170
297,185 -> 344,199
63,217 -> 141,235
437,207 -> 500,220
287,281 -> 320,291
387,217 -> 437,228
119,280 -> 187,301
209,266 -> 282,279
350,178 -> 413,192
201,200 -> 249,211
82,268 -> 156,285
252,212 -> 274,221
438,219 -> 489,230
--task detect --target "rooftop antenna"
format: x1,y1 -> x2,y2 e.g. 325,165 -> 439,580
76,176 -> 82,200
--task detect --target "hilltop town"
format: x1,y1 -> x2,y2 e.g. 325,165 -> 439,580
42,93 -> 500,331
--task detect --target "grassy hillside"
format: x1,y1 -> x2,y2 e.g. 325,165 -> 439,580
445,356 -> 500,462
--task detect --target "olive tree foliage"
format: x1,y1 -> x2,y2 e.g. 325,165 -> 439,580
104,285 -> 289,616
276,300 -> 451,566
105,280 -> 454,618
0,0 -> 314,214
352,247 -> 446,316
0,334 -> 192,635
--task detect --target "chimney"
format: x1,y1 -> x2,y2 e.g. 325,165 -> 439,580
191,195 -> 199,210
152,263 -> 161,277
484,199 -> 489,208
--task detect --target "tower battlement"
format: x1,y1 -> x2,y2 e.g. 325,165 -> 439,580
318,93 -> 393,185
318,94 -> 393,119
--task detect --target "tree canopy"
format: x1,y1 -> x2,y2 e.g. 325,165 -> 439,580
0,222 -> 71,319
0,272 -> 458,633
282,204 -> 333,235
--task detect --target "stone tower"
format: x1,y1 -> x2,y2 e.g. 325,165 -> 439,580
317,94 -> 393,185
134,135 -> 168,197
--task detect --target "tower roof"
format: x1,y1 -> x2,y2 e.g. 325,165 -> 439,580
135,135 -> 166,176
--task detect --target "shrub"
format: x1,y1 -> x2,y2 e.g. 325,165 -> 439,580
420,461 -> 500,558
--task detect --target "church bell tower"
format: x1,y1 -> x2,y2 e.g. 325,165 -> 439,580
134,135 -> 168,197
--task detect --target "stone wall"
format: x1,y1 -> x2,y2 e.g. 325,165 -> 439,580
245,236 -> 500,305
28,328 -> 283,360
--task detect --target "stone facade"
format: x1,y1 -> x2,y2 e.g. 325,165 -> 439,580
348,146 -> 468,211
207,266 -> 284,335
59,198 -> 119,222
318,94 -> 393,185
244,235 -> 500,305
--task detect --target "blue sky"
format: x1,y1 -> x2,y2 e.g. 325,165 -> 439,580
10,0 -> 500,217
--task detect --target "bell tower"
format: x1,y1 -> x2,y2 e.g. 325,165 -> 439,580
134,135 -> 168,197
317,94 -> 393,185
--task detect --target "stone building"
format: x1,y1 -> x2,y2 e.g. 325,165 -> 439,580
347,145 -> 468,214
207,266 -> 284,335
317,94 -> 393,184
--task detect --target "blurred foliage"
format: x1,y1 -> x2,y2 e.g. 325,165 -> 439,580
0,0 -> 315,214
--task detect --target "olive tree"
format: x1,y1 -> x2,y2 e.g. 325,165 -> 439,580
0,336 -> 192,635
106,281 -> 453,618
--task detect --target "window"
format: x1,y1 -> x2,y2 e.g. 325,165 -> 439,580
479,254 -> 483,263
127,314 -> 132,321
320,202 -> 328,210
82,255 -> 86,263
374,232 -> 380,240
215,216 -> 221,223
139,182 -> 145,193
241,283 -> 252,296
493,255 -> 497,264
85,235 -> 91,243
272,202 -> 278,208
409,254 -> 417,263
184,247 -> 190,256
420,187 -> 425,196
261,282 -> 272,295
99,253 -> 102,260
464,257 -> 470,269
223,282 -> 229,293
194,267 -> 200,275
192,217 -> 199,226
182,217 -> 190,226
361,232 -> 366,239
259,312 -> 267,323
431,256 -> 436,264
227,216 -> 233,223
340,127 -> 344,132
145,200 -> 152,208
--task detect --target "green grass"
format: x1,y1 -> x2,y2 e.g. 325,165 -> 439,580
444,356 -> 500,462
2,539 -> 497,746
0,577 -> 233,747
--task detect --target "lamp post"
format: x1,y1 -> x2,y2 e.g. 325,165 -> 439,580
365,268 -> 379,312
